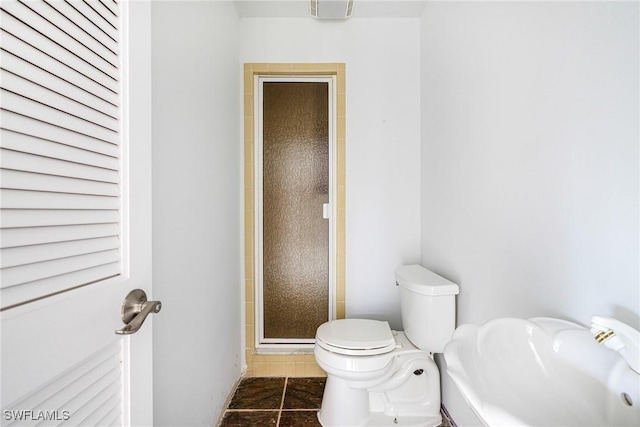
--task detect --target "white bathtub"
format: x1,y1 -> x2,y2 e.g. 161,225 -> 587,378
443,317 -> 640,426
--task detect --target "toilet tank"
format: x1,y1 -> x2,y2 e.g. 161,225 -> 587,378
395,265 -> 459,353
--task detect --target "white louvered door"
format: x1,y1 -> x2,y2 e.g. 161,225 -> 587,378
0,1 -> 153,426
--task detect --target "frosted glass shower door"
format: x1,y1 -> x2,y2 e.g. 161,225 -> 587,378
257,78 -> 334,344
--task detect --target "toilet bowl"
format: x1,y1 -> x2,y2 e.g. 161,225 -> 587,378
313,265 -> 459,427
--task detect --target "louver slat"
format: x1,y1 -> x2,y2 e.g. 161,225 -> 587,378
0,8 -> 118,93
66,0 -> 119,43
1,249 -> 120,289
44,0 -> 119,54
1,69 -> 119,130
83,0 -> 119,33
21,0 -> 119,69
0,189 -> 119,210
1,130 -> 119,170
1,236 -> 120,268
0,209 -> 119,228
1,169 -> 119,196
0,0 -> 122,309
3,342 -> 123,427
96,405 -> 122,427
99,0 -> 118,18
0,30 -> 120,106
0,149 -> 119,183
1,0 -> 119,82
0,264 -> 120,308
0,110 -> 120,157
1,224 -> 119,248
1,90 -> 119,144
1,51 -> 119,119
70,387 -> 121,426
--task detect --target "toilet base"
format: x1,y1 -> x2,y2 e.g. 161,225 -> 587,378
317,352 -> 442,427
366,413 -> 441,427
318,410 -> 442,427
318,376 -> 371,426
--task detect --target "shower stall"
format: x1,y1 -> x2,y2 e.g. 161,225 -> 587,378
254,76 -> 337,348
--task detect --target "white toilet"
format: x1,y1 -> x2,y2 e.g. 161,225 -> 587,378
314,265 -> 459,427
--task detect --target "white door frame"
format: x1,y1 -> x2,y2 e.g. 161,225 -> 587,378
121,1 -> 154,424
254,75 -> 337,350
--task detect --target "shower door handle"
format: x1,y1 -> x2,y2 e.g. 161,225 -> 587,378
115,289 -> 162,335
323,203 -> 331,219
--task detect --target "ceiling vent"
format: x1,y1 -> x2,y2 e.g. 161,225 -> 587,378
310,0 -> 355,20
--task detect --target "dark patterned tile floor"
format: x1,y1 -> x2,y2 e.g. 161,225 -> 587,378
219,377 -> 454,426
227,377 -> 286,410
282,378 -> 325,410
221,377 -> 324,427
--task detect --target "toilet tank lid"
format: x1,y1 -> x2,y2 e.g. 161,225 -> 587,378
395,265 -> 459,296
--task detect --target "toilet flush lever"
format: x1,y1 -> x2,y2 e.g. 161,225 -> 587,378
115,289 -> 161,335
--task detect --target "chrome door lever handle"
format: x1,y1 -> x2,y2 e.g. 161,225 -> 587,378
115,289 -> 162,335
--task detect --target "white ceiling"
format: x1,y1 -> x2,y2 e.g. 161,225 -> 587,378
233,0 -> 428,18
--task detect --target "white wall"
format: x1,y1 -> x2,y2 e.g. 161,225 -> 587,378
240,18 -> 422,329
151,2 -> 242,425
420,2 -> 639,424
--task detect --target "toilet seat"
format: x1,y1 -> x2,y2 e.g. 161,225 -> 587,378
315,319 -> 397,356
